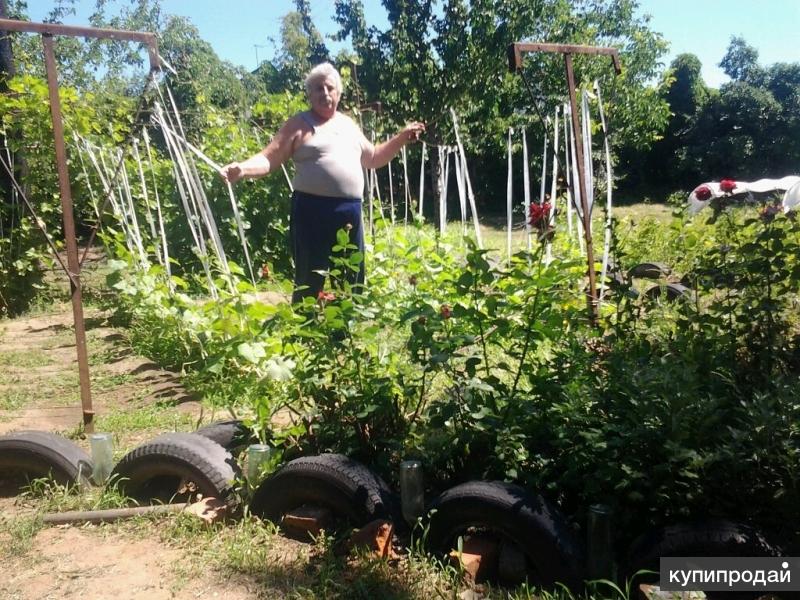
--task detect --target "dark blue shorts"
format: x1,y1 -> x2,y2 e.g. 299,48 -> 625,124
290,190 -> 365,303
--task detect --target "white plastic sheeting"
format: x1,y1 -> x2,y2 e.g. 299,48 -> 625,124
688,176 -> 800,213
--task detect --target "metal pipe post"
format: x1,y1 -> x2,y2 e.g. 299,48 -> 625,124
42,34 -> 94,431
564,53 -> 599,323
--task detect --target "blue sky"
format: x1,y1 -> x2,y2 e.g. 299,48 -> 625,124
28,0 -> 800,88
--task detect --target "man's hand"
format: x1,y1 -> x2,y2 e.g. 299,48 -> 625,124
219,162 -> 243,184
402,121 -> 426,143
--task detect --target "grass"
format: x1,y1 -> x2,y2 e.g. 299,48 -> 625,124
0,388 -> 32,410
0,514 -> 43,558
0,371 -> 80,407
94,402 -> 195,438
0,349 -> 54,368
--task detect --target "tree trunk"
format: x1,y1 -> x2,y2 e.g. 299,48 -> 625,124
0,0 -> 27,199
0,0 -> 14,90
0,0 -> 16,208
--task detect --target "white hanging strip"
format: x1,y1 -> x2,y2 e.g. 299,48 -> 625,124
153,102 -> 218,298
453,144 -> 467,235
450,108 -> 483,248
373,168 -> 385,223
401,144 -> 410,225
506,128 -> 513,265
387,136 -> 395,225
567,100 -> 585,254
118,150 -> 149,268
89,145 -> 138,263
581,90 -> 595,226
438,146 -> 446,235
370,169 -> 376,235
562,104 -> 575,243
370,131 -> 385,225
72,132 -> 100,220
594,80 -> 614,301
83,139 -> 123,223
281,164 -> 294,191
539,118 -> 549,209
522,128 -> 531,252
167,122 -> 257,286
142,127 -> 173,286
153,102 -> 204,250
131,139 -> 163,267
567,101 -> 582,220
546,107 -> 560,264
441,148 -> 450,235
175,134 -> 235,292
225,180 -> 257,286
418,141 -> 426,220
157,101 -> 233,288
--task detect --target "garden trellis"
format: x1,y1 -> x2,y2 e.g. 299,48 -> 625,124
508,41 -> 621,323
0,17 -> 162,432
0,17 -> 499,431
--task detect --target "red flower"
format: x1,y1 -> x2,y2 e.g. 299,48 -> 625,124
260,264 -> 271,279
694,185 -> 712,201
528,202 -> 551,228
317,290 -> 336,302
719,179 -> 737,193
440,304 -> 452,319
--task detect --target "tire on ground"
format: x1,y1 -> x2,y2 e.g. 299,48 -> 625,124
623,520 -> 782,599
193,419 -> 257,452
110,432 -> 239,504
628,262 -> 672,279
644,282 -> 690,301
249,453 -> 397,530
0,430 -> 93,492
425,480 -> 586,591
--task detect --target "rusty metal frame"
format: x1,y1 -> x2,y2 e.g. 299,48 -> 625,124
508,41 -> 622,324
0,18 -> 160,432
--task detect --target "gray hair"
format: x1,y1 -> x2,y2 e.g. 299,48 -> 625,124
304,62 -> 343,96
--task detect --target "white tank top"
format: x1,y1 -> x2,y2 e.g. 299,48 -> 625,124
291,111 -> 370,198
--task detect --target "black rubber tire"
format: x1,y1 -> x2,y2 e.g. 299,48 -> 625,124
425,481 -> 586,591
623,520 -> 782,599
644,282 -> 690,301
0,430 -> 93,491
249,453 -> 397,529
193,419 -> 256,452
110,432 -> 239,504
629,262 -> 672,279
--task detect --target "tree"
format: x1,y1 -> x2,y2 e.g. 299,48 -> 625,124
719,36 -> 760,83
638,53 -> 709,187
645,37 -> 800,189
334,0 -> 670,211
273,0 -> 330,93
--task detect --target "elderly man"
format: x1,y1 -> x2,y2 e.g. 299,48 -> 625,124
220,62 -> 425,302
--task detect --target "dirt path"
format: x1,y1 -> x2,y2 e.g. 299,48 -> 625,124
0,307 -> 202,437
2,526 -> 258,600
0,263 -> 463,599
0,303 -> 265,599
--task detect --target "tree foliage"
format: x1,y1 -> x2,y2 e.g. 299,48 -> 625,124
643,36 -> 800,190
334,0 -> 670,209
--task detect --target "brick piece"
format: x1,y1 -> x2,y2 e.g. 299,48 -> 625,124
348,519 -> 396,558
282,505 -> 333,538
449,535 -> 500,582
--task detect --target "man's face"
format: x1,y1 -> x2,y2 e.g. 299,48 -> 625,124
309,76 -> 340,119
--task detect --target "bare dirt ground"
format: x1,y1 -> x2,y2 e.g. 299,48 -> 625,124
0,303 -> 270,599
